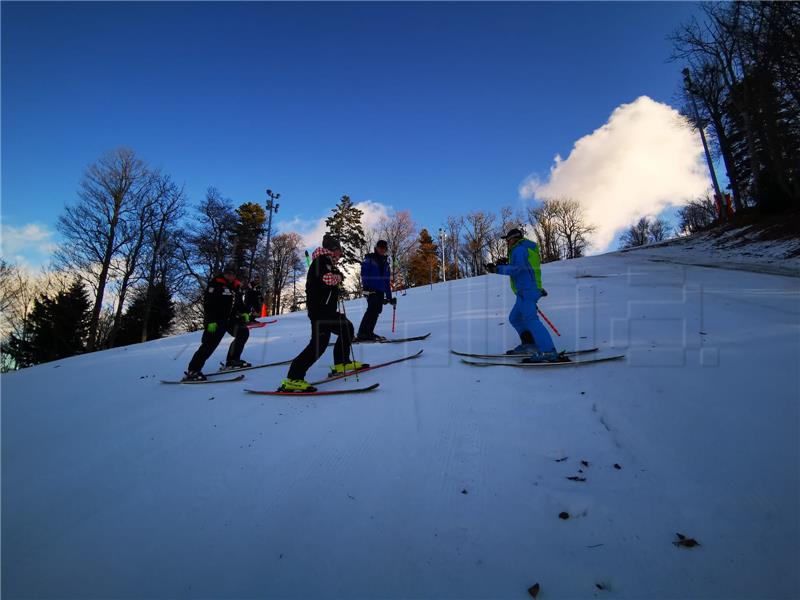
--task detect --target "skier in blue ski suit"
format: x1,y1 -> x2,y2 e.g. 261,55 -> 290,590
486,228 -> 557,361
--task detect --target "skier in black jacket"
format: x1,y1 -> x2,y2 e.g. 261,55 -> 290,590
280,234 -> 369,392
183,264 -> 252,381
243,275 -> 263,318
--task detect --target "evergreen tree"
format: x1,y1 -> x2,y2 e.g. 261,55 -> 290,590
324,195 -> 366,271
4,281 -> 90,368
234,202 -> 266,278
407,229 -> 440,286
114,283 -> 175,346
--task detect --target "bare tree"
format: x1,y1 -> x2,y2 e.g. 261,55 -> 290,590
444,215 -> 464,279
527,200 -> 562,263
463,211 -> 496,276
1,263 -> 73,366
105,177 -> 164,347
620,217 -> 654,249
0,259 -> 19,324
552,198 -> 595,259
139,175 -> 186,342
378,210 -> 417,289
55,148 -> 151,350
488,205 -> 526,262
647,217 -> 671,242
265,232 -> 305,315
671,2 -> 800,211
678,195 -> 718,234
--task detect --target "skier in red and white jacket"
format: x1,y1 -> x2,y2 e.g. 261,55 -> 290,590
280,235 -> 369,392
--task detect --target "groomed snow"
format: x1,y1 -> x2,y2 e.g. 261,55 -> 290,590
2,250 -> 799,598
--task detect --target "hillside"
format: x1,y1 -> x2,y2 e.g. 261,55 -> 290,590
2,249 -> 799,599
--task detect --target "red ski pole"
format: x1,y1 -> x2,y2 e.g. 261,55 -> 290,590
538,307 -> 561,337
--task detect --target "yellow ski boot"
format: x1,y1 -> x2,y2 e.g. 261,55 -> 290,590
278,378 -> 317,393
329,361 -> 370,376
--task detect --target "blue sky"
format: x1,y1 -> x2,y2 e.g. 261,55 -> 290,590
2,1 -> 704,266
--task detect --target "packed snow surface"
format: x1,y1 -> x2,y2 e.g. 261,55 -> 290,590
3,250 -> 799,598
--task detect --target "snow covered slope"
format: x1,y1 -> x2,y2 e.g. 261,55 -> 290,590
616,223 -> 800,277
3,251 -> 799,599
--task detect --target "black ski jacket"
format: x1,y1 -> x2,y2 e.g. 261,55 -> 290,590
203,275 -> 244,326
306,247 -> 344,321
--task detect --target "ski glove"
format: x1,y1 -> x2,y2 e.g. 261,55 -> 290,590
497,257 -> 509,265
241,313 -> 251,323
540,288 -> 548,297
383,297 -> 397,306
207,322 -> 218,333
484,263 -> 497,273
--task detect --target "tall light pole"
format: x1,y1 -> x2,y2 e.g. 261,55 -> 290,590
263,189 -> 280,315
438,228 -> 447,282
683,68 -> 726,223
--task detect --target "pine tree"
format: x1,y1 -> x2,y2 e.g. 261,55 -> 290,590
234,202 -> 266,277
407,229 -> 440,287
114,283 -> 175,346
324,195 -> 366,271
4,281 -> 91,368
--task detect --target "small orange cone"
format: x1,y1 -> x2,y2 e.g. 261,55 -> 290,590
261,303 -> 268,318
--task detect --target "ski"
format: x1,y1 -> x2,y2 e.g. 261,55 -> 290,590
247,319 -> 277,329
161,374 -> 245,384
206,358 -> 293,376
328,333 -> 431,347
460,354 -> 625,368
244,383 -> 380,396
451,347 -> 599,359
309,349 -> 425,385
353,333 -> 431,344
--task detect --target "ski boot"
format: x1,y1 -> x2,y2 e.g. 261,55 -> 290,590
505,343 -> 538,355
355,333 -> 380,343
278,379 -> 317,393
182,370 -> 207,382
330,361 -> 370,376
522,349 -> 563,364
223,359 -> 252,370
507,331 -> 536,354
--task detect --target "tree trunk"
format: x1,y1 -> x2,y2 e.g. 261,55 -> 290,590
86,208 -> 121,350
708,111 -> 744,211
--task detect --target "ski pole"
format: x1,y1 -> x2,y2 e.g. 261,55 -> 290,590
338,295 -> 359,381
391,301 -> 397,333
537,307 -> 561,337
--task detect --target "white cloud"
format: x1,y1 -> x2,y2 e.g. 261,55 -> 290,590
276,200 -> 392,250
520,96 -> 711,252
1,223 -> 57,267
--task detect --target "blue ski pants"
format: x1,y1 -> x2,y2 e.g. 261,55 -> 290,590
508,289 -> 555,352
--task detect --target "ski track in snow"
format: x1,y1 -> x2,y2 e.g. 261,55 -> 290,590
2,248 -> 799,598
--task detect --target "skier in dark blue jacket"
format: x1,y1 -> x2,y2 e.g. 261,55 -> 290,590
357,240 -> 396,341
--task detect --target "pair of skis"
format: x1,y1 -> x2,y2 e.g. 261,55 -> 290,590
160,357 -> 293,385
250,334 -> 430,395
453,347 -> 625,367
244,349 -> 425,396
